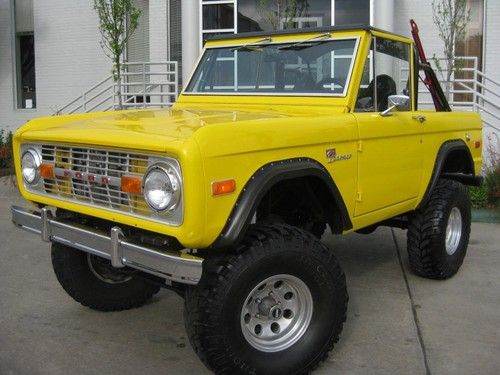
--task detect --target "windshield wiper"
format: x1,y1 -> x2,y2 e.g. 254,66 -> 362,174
278,33 -> 332,51
231,37 -> 273,52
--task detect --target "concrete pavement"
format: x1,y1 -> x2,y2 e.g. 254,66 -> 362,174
1,176 -> 499,375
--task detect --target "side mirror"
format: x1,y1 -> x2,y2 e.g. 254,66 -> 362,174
380,95 -> 410,116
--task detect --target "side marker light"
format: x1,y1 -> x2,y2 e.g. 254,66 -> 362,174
212,179 -> 236,196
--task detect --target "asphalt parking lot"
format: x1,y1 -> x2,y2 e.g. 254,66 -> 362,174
1,176 -> 499,375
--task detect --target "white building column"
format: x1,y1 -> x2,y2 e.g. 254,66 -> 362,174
372,0 -> 394,32
181,0 -> 201,85
148,0 -> 169,104
149,0 -> 168,61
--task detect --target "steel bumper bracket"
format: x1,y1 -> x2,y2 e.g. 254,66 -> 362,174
110,227 -> 125,268
41,207 -> 52,242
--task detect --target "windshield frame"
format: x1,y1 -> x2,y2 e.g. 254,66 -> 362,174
183,36 -> 361,98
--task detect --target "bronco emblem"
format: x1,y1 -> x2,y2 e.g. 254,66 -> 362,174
326,148 -> 352,163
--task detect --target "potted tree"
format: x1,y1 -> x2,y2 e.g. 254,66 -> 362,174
94,0 -> 141,109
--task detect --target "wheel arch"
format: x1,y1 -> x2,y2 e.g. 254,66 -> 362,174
210,158 -> 352,249
419,139 -> 481,209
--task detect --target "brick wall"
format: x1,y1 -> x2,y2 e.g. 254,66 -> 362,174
0,0 -> 110,132
393,0 -> 445,61
34,0 -> 110,114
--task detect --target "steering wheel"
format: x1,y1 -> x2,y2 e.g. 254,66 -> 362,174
315,77 -> 345,93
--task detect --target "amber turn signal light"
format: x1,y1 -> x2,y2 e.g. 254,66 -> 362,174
121,175 -> 142,194
212,179 -> 236,196
40,163 -> 54,179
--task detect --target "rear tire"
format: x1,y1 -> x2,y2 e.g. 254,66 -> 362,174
51,243 -> 161,311
184,224 -> 347,374
407,179 -> 471,279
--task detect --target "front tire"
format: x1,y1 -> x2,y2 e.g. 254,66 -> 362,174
51,243 -> 161,311
184,224 -> 347,374
407,179 -> 471,279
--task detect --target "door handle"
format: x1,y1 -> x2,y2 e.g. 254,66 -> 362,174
412,115 -> 426,123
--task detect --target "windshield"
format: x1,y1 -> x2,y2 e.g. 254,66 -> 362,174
185,38 -> 359,96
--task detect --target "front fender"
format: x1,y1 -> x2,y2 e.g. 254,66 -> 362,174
210,157 -> 352,248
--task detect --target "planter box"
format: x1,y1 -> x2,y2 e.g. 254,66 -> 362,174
471,208 -> 500,223
0,168 -> 14,177
0,146 -> 11,158
0,146 -> 13,177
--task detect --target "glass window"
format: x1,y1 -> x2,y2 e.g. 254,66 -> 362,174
186,38 -> 358,96
453,0 -> 483,104
203,3 -> 235,30
356,37 -> 411,112
334,0 -> 370,25
237,0 -> 331,32
456,0 -> 483,69
14,0 -> 36,109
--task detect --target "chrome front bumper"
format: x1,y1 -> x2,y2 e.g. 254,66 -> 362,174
11,205 -> 203,285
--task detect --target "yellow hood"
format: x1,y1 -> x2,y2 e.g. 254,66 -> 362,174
15,107 -> 293,153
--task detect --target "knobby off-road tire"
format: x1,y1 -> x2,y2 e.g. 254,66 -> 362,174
263,213 -> 326,239
407,179 -> 472,279
184,224 -> 348,375
51,243 -> 161,311
299,219 -> 327,239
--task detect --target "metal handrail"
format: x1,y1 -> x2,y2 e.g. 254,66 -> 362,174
86,95 -> 115,113
476,70 -> 500,88
476,105 -> 500,122
410,56 -> 500,132
56,76 -> 113,114
55,61 -> 178,115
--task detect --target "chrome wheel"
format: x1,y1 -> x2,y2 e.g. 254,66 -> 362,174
445,207 -> 462,255
240,274 -> 313,353
87,254 -> 134,284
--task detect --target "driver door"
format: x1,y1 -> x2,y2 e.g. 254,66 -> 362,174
354,36 -> 423,217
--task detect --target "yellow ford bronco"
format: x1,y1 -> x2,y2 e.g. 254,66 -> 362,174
12,24 -> 482,374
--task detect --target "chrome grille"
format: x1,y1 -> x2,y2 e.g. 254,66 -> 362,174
40,144 -> 151,216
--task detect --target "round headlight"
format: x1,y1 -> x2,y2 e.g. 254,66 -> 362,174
143,164 -> 181,212
21,149 -> 41,184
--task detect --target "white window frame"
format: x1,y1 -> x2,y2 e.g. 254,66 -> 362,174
196,0 -> 373,94
199,0 -> 373,47
200,0 -> 237,48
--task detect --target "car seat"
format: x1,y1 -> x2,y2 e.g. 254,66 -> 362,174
357,74 -> 397,111
374,74 -> 397,111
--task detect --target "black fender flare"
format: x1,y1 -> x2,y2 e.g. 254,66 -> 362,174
210,157 -> 352,249
418,139 -> 481,209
